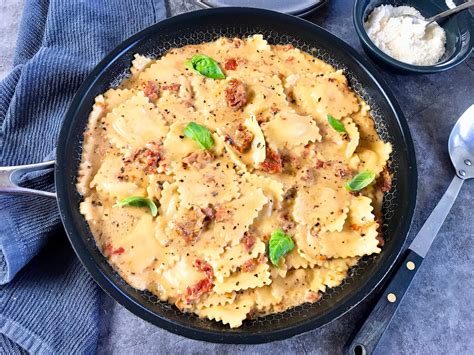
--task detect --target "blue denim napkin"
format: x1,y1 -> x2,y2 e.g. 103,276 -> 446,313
0,0 -> 167,352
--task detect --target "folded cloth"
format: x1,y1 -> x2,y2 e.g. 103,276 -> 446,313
0,0 -> 167,352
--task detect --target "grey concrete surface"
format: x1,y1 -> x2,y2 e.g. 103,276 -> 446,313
1,0 -> 473,354
0,0 -> 25,80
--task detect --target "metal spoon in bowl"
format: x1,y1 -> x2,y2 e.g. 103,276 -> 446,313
398,1 -> 474,28
346,104 -> 474,355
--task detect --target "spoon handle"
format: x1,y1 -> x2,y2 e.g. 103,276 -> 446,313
345,175 -> 464,355
427,1 -> 474,24
410,175 -> 464,257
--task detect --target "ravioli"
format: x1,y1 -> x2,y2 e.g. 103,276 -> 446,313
77,35 -> 392,328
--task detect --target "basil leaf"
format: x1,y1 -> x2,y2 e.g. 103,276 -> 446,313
268,229 -> 295,266
327,114 -> 346,134
183,122 -> 214,150
115,196 -> 158,217
187,54 -> 225,79
345,171 -> 375,191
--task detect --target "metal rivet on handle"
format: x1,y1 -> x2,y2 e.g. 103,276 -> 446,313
465,159 -> 472,166
406,261 -> 415,270
459,169 -> 466,177
387,293 -> 397,303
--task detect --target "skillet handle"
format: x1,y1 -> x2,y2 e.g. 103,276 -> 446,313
344,249 -> 424,355
0,160 -> 56,198
195,0 -> 212,9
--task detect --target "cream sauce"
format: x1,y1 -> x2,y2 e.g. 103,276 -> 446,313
77,35 -> 392,328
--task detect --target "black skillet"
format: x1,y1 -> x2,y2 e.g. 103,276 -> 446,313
3,8 -> 417,344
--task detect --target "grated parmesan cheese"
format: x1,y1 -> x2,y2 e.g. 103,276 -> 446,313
364,5 -> 446,66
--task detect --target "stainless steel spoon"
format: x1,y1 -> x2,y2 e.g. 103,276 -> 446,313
398,1 -> 474,28
346,104 -> 474,355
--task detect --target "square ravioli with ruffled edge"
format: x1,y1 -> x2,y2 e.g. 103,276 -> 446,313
77,34 -> 393,328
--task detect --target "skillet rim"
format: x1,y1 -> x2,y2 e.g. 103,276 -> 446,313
55,7 -> 418,344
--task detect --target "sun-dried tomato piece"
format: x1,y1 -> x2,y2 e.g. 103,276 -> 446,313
240,259 -> 258,273
240,231 -> 256,252
351,221 -> 376,232
176,260 -> 215,306
315,159 -> 326,169
224,58 -> 238,70
175,207 -> 208,244
193,259 -> 214,279
260,148 -> 282,174
141,80 -> 159,101
125,141 -> 164,174
225,124 -> 254,154
380,166 -> 392,193
105,244 -> 125,256
113,247 -> 125,255
225,79 -> 247,111
161,83 -> 180,92
306,291 -> 321,302
182,278 -> 213,305
278,211 -> 296,233
376,235 -> 385,247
